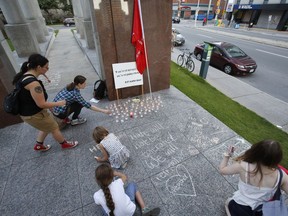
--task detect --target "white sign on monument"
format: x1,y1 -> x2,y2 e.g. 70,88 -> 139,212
112,62 -> 143,89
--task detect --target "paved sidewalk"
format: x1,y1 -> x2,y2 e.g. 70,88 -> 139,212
172,20 -> 288,133
0,26 -> 287,216
171,49 -> 288,133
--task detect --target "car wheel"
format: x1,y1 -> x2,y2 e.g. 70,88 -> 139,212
66,23 -> 70,27
224,65 -> 233,75
196,53 -> 202,61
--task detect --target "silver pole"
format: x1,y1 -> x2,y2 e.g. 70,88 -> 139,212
194,0 -> 200,27
207,0 -> 212,22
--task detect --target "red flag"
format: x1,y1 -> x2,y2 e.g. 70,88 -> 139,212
131,0 -> 146,74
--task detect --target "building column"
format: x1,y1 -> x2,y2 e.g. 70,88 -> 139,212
0,0 -> 40,57
0,31 -> 22,127
72,0 -> 84,39
88,0 -> 105,80
31,0 -> 49,36
18,0 -> 46,43
80,0 -> 95,49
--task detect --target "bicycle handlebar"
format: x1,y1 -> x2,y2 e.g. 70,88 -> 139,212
179,48 -> 190,51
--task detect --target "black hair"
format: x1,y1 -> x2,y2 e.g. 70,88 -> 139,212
12,54 -> 48,85
66,75 -> 86,91
236,139 -> 282,184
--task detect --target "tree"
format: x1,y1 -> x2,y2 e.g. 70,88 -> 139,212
38,0 -> 73,24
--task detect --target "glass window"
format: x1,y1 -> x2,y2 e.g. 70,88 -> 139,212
223,45 -> 247,58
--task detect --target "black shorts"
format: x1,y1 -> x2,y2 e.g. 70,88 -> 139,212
228,199 -> 262,216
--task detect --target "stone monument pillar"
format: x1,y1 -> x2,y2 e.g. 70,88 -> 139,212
80,0 -> 95,49
18,0 -> 47,43
88,0 -> 105,80
72,0 -> 84,39
0,0 -> 40,57
91,0 -> 172,100
31,0 -> 49,36
0,31 -> 22,127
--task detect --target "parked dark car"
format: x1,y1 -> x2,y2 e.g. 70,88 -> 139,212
193,41 -> 257,75
172,17 -> 180,24
172,28 -> 185,46
63,18 -> 75,27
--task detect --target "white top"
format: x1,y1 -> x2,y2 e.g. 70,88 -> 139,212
232,163 -> 280,210
93,179 -> 136,216
101,133 -> 130,169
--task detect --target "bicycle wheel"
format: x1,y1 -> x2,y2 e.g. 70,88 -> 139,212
186,59 -> 195,72
177,55 -> 185,67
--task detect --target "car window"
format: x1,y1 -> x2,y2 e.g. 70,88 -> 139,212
213,47 -> 221,54
172,29 -> 180,34
224,45 -> 247,58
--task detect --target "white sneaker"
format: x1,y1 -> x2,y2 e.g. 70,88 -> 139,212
71,117 -> 87,126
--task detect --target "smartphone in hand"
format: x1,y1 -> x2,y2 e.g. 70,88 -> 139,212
228,146 -> 235,156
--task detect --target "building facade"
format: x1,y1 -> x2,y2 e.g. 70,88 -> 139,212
231,0 -> 288,30
172,0 -> 215,19
172,0 -> 230,20
172,0 -> 288,30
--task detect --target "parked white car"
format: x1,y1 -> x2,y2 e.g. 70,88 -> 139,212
172,28 -> 185,46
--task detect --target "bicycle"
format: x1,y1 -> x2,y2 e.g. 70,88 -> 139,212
177,49 -> 195,72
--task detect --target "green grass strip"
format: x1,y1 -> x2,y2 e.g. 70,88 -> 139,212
170,62 -> 288,167
7,38 -> 15,51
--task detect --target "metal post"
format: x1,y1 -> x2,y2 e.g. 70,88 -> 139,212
223,0 -> 228,19
194,0 -> 200,27
178,0 -> 181,17
215,0 -> 221,21
207,0 -> 212,22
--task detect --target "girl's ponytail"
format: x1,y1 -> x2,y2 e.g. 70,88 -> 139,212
66,82 -> 75,91
12,61 -> 29,85
103,187 -> 115,216
95,164 -> 115,215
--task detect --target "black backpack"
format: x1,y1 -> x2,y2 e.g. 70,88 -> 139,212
93,80 -> 106,100
3,83 -> 22,115
3,74 -> 35,115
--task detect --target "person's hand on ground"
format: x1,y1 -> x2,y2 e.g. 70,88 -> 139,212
104,109 -> 112,115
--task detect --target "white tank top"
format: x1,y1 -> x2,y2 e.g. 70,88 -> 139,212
232,162 -> 280,210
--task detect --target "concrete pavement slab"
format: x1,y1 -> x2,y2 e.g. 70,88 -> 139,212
234,92 -> 288,127
2,26 -> 287,216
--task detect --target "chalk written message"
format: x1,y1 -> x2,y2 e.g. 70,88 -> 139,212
112,62 -> 143,89
153,164 -> 196,197
127,122 -> 199,172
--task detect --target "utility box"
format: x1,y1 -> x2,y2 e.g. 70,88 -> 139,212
199,42 -> 214,79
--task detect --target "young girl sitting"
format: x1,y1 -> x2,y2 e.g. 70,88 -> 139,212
94,164 -> 160,216
93,126 -> 130,169
219,140 -> 288,216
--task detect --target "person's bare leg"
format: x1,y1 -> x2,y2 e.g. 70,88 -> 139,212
36,131 -> 49,143
51,128 -> 65,143
135,191 -> 145,209
37,129 -> 65,143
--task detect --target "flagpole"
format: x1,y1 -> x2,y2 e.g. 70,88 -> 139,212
137,0 -> 152,98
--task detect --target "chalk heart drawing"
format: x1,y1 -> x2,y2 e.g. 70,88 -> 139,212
166,164 -> 196,197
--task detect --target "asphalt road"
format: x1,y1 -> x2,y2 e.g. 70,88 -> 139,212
173,23 -> 288,103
